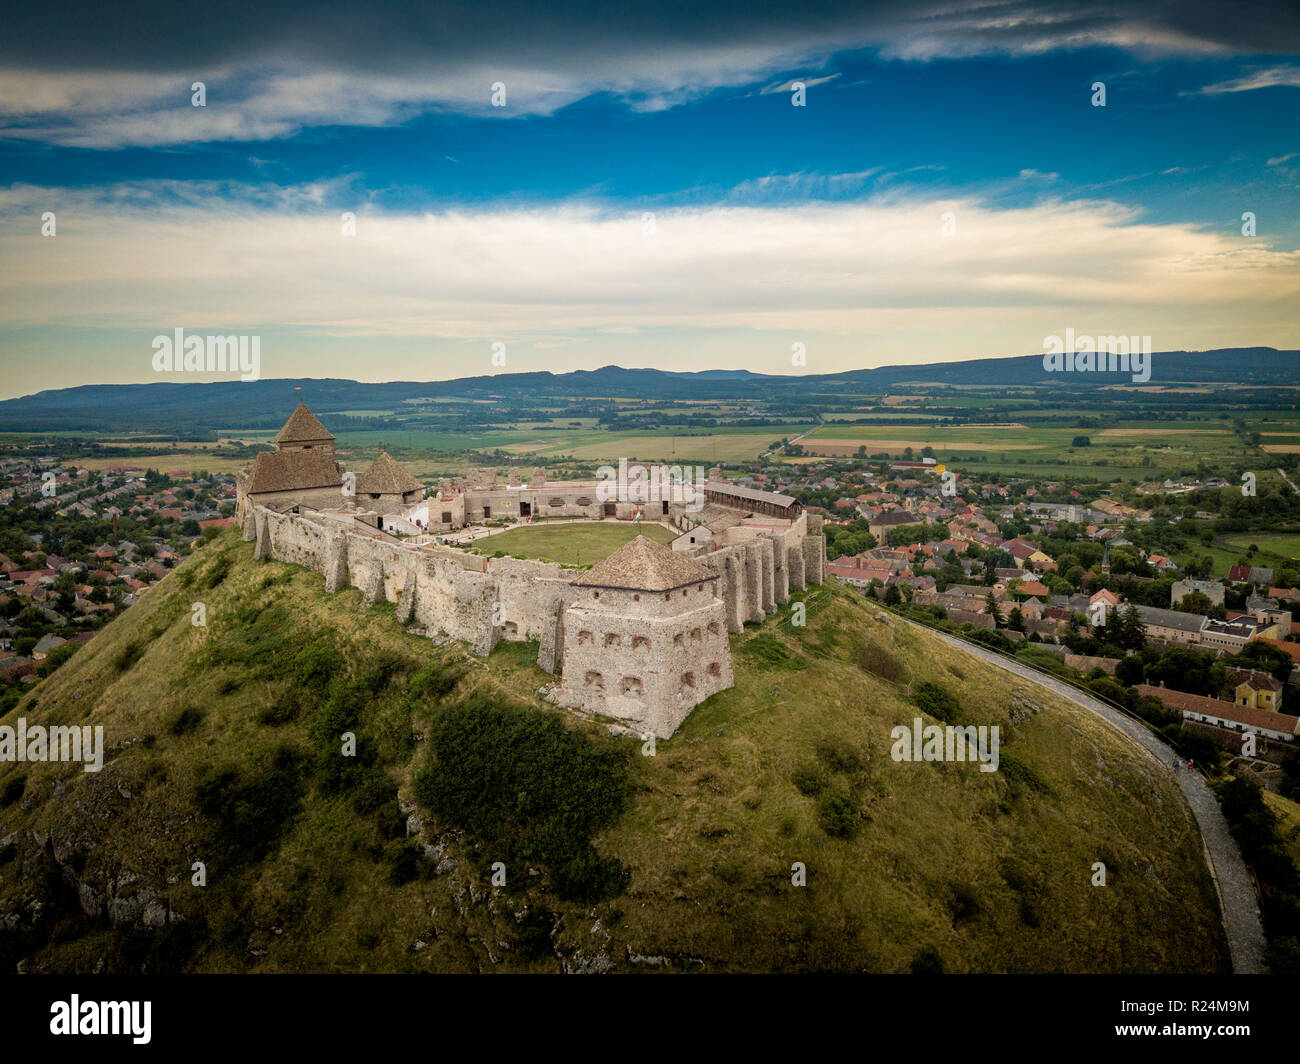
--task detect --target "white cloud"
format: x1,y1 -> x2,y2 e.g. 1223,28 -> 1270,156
758,73 -> 841,94
1,184 -> 1296,354
1267,152 -> 1298,166
1195,65 -> 1300,95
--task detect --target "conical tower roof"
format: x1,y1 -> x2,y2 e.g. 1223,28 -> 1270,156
574,534 -> 717,592
274,403 -> 334,445
355,451 -> 423,495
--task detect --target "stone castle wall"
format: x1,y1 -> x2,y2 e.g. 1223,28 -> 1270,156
243,501 -> 824,736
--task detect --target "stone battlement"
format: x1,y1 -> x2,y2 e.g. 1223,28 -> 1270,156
234,403 -> 822,736
242,500 -> 823,736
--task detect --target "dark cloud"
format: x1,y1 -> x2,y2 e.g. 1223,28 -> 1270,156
4,0 -> 1298,72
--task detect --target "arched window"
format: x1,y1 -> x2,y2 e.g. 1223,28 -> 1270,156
577,629 -> 593,645
632,635 -> 650,650
620,676 -> 643,696
673,633 -> 684,647
707,621 -> 720,635
584,670 -> 604,689
708,661 -> 722,678
605,632 -> 622,647
690,627 -> 702,641
681,671 -> 696,688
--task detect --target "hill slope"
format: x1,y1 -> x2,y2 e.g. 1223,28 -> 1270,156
0,531 -> 1228,972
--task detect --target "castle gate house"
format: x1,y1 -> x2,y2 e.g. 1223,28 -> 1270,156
554,536 -> 734,738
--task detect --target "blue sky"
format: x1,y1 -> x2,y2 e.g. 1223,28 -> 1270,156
0,2 -> 1297,399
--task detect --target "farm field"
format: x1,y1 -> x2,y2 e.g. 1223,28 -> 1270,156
466,520 -> 675,566
800,418 -> 1261,479
1224,533 -> 1300,560
69,452 -> 252,475
333,424 -> 811,464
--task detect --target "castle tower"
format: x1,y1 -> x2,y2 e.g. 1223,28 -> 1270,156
556,536 -> 733,738
236,403 -> 344,519
354,451 -> 424,513
273,403 -> 336,455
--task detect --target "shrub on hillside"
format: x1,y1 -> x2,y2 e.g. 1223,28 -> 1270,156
817,791 -> 858,839
0,774 -> 26,808
38,642 -> 78,677
912,681 -> 963,724
854,642 -> 906,685
791,764 -> 827,796
194,745 -> 307,872
406,661 -> 463,705
290,643 -> 343,697
166,705 -> 204,736
413,696 -> 632,902
739,632 -> 809,671
111,639 -> 145,673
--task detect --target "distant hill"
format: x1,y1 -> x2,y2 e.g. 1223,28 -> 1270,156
0,531 -> 1227,972
0,347 -> 1295,435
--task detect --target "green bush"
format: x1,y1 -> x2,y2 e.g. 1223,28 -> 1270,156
817,791 -> 858,839
998,753 -> 1049,794
792,765 -> 827,796
406,661 -> 463,705
739,633 -> 809,671
203,551 -> 234,589
854,642 -> 906,685
194,745 -> 306,872
290,642 -> 343,696
383,840 -> 420,886
166,705 -> 204,736
912,681 -> 963,724
816,741 -> 863,775
111,639 -> 145,673
413,696 -> 632,902
38,641 -> 78,677
0,774 -> 26,808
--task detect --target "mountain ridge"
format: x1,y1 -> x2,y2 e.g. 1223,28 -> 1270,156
0,347 -> 1295,434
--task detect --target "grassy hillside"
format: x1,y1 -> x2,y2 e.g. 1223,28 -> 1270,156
0,530 -> 1228,972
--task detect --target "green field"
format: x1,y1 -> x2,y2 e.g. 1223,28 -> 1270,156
467,520 -> 676,566
333,424 -> 810,464
1224,534 -> 1300,561
799,416 -> 1266,480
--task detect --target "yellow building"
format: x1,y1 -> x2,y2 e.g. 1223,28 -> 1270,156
1235,673 -> 1282,713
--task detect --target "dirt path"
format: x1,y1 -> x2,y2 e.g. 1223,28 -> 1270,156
900,619 -> 1267,974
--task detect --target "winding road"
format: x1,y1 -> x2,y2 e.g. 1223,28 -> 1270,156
901,618 -> 1267,974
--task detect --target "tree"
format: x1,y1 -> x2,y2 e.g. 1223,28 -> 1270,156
984,589 -> 1002,627
883,583 -> 902,606
1115,654 -> 1145,687
1109,602 -> 1145,652
1071,436 -> 1091,448
1007,606 -> 1025,632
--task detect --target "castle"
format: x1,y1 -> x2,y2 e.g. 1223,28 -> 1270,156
236,404 -> 825,737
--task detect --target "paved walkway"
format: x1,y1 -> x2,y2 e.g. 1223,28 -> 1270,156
903,620 -> 1267,974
